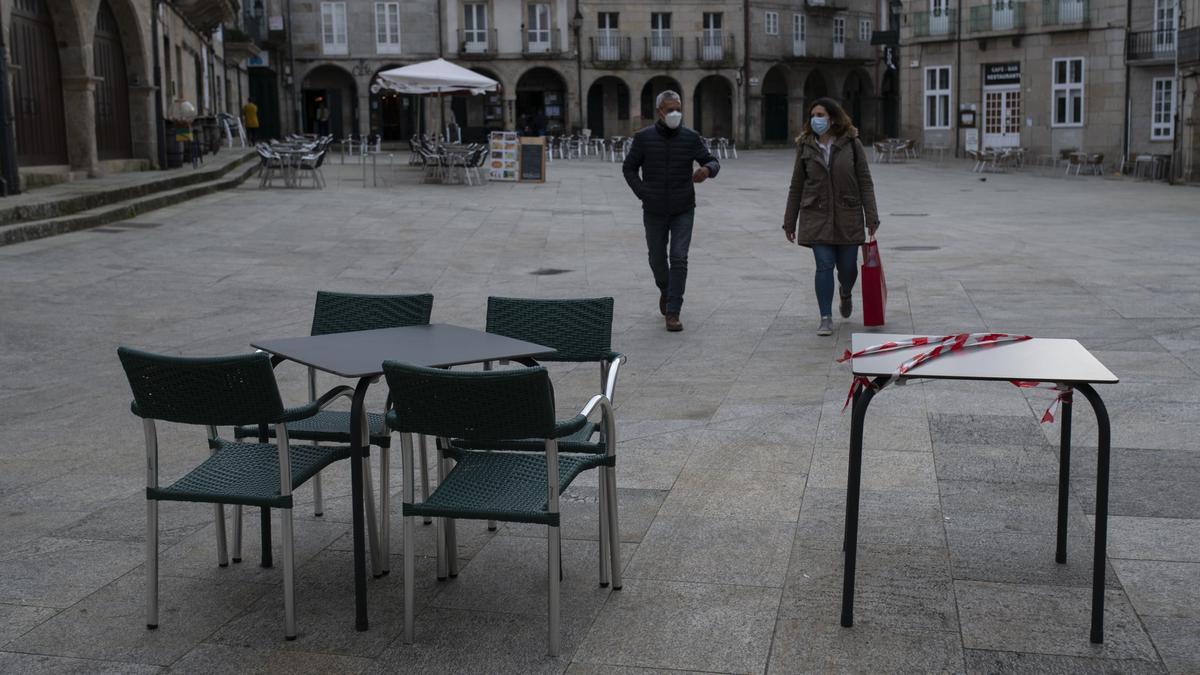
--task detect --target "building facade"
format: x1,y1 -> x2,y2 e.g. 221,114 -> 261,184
0,0 -> 248,189
272,0 -> 887,146
898,0 -> 1199,179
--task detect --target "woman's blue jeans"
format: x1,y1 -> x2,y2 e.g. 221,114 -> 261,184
812,244 -> 859,317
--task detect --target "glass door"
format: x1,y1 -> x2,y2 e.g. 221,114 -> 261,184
527,3 -> 551,53
992,0 -> 1014,30
983,88 -> 1021,148
792,14 -> 806,56
598,12 -> 619,60
464,3 -> 488,53
702,12 -> 723,61
930,0 -> 949,34
651,13 -> 672,61
1154,0 -> 1176,56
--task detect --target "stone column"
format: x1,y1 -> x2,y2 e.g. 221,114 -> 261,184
129,84 -> 160,166
60,76 -> 100,176
746,93 -> 763,148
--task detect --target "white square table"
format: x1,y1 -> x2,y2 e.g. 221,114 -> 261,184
843,333 -> 1118,643
252,324 -> 555,632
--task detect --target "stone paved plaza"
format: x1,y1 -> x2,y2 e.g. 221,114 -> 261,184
1,151 -> 1198,673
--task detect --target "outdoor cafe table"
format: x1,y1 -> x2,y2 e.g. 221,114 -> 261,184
251,324 -> 556,631
842,333 -> 1119,643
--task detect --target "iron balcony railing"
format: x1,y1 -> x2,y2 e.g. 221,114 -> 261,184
458,28 -> 497,56
644,34 -> 684,65
969,1 -> 1026,32
1041,0 -> 1088,27
913,9 -> 957,38
1127,29 -> 1177,61
696,32 -> 736,65
590,33 -> 630,64
522,27 -> 563,56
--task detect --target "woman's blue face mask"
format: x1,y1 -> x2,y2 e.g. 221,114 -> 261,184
811,116 -> 830,135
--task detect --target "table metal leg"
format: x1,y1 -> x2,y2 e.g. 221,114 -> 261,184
1056,388 -> 1073,564
1076,383 -> 1111,644
349,377 -> 373,631
841,377 -> 882,628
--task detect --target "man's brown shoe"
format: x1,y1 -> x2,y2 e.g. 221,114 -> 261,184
665,313 -> 683,332
659,293 -> 667,316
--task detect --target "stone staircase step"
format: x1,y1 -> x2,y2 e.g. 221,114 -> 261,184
0,149 -> 259,228
0,157 -> 261,247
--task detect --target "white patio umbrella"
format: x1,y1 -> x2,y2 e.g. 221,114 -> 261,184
375,59 -> 500,141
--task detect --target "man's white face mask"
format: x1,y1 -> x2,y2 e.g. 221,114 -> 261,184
663,110 -> 683,129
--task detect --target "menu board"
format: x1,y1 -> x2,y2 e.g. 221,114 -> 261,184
489,131 -> 519,182
519,137 -> 546,183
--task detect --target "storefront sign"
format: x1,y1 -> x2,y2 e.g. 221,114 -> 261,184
983,62 -> 1021,86
248,53 -> 270,68
269,15 -> 285,31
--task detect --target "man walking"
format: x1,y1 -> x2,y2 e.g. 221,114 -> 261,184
623,91 -> 720,332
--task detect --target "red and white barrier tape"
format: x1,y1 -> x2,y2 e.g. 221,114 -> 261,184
1011,381 -> 1073,423
839,333 -> 1070,424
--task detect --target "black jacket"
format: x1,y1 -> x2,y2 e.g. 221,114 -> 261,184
622,121 -> 721,216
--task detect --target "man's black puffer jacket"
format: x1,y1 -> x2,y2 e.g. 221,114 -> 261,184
622,120 -> 721,216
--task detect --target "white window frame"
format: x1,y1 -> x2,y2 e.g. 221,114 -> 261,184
375,2 -> 401,54
833,16 -> 846,43
1051,57 -> 1084,127
321,1 -> 348,55
527,2 -> 552,52
792,13 -> 807,56
1152,77 -> 1175,140
765,11 -> 779,35
463,2 -> 488,52
859,18 -> 872,41
924,65 -> 952,129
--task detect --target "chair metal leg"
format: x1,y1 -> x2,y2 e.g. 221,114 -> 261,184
418,435 -> 432,525
232,505 -> 243,563
548,525 -> 561,657
436,516 -> 447,581
214,504 -> 229,567
606,466 -> 622,589
380,446 -> 391,575
598,473 -> 611,587
312,471 -> 325,517
443,452 -> 459,578
401,434 -> 416,644
260,507 -> 273,568
363,458 -> 383,578
146,499 -> 159,629
281,507 -> 297,640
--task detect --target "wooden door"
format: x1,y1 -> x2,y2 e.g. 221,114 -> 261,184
10,0 -> 67,165
93,0 -> 132,159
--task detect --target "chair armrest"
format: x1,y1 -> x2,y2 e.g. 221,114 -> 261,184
554,413 -> 591,438
279,384 -> 355,422
603,352 -> 626,403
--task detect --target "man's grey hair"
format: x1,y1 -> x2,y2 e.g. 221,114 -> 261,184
655,90 -> 681,110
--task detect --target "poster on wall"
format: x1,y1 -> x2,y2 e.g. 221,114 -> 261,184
489,131 -> 519,181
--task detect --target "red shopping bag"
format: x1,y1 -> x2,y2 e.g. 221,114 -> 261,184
860,236 -> 886,326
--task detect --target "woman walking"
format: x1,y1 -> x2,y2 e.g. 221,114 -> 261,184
781,97 -> 880,336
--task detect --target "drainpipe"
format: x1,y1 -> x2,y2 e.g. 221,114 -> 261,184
954,0 -> 962,158
743,0 -> 751,146
1122,0 -> 1132,164
286,0 -> 298,133
0,9 -> 21,194
151,0 -> 168,169
1170,0 -> 1182,184
574,0 -> 583,131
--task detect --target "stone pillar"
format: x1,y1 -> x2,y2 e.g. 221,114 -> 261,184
746,93 -> 763,147
60,76 -> 100,176
129,84 -> 159,166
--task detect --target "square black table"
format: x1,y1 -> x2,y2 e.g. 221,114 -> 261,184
843,334 -> 1118,643
252,324 -> 556,631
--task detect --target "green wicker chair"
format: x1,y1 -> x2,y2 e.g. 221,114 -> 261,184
233,291 -> 435,576
383,361 -> 620,657
456,297 -> 625,584
119,347 -> 359,640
